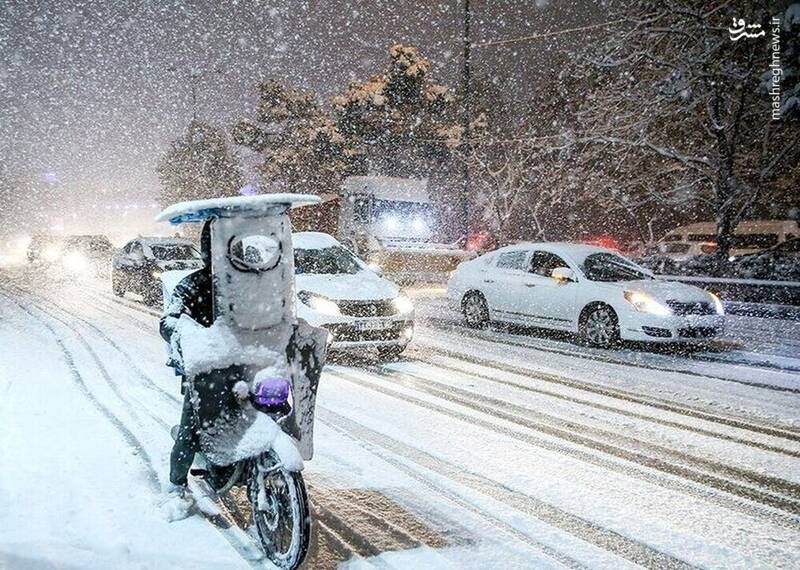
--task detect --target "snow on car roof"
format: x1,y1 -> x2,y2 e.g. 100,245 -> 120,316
156,193 -> 321,224
492,241 -> 616,261
292,231 -> 340,250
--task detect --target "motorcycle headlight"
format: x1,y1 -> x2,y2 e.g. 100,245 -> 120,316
393,295 -> 414,314
298,291 -> 341,316
708,291 -> 724,315
624,290 -> 672,316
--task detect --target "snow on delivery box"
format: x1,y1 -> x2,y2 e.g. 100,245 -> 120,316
291,176 -> 474,284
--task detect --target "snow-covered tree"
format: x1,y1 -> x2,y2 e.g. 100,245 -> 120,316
232,80 -> 358,195
571,0 -> 800,258
157,121 -> 243,206
332,43 -> 460,176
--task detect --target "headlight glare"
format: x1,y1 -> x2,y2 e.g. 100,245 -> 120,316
624,290 -> 672,316
62,252 -> 89,273
298,291 -> 341,316
709,292 -> 724,315
43,245 -> 61,262
393,295 -> 414,314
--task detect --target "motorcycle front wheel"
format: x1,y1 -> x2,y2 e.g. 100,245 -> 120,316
247,452 -> 310,569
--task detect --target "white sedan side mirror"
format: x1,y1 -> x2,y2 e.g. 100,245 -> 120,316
551,267 -> 576,282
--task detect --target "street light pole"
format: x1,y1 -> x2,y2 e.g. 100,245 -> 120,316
461,0 -> 472,241
190,73 -> 199,121
167,66 -> 219,123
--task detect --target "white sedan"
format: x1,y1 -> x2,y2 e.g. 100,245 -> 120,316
294,232 -> 415,357
447,242 -> 724,347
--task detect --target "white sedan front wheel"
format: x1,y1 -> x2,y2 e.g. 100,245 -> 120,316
581,305 -> 620,348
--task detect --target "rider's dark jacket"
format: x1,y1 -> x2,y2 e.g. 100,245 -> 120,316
159,265 -> 214,374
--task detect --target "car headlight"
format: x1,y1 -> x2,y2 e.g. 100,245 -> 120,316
393,295 -> 414,314
62,251 -> 89,273
624,290 -> 672,316
43,245 -> 61,262
708,291 -> 724,315
298,291 -> 341,316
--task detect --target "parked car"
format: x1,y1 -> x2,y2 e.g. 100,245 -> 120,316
113,237 -> 203,305
59,235 -> 114,277
447,242 -> 725,347
293,232 -> 415,358
732,237 -> 800,281
661,220 -> 798,256
649,241 -> 717,262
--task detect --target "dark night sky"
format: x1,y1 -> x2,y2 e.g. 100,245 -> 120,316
1,0 -> 601,240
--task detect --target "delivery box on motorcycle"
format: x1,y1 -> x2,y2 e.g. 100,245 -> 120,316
156,194 -> 326,467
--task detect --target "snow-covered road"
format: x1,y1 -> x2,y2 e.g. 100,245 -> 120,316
2,269 -> 799,569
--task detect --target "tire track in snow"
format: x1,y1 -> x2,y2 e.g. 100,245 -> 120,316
327,367 -> 800,524
319,408 -> 693,570
6,283 -> 179,406
0,290 -> 161,493
421,317 -> 800,393
11,284 -> 393,568
417,344 -> 800,441
400,355 -> 800,458
1,287 -> 269,569
366,364 -> 800,495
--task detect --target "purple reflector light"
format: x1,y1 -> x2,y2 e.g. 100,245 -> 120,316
254,377 -> 291,408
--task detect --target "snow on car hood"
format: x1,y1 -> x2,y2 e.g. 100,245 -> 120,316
296,270 -> 399,301
611,278 -> 712,302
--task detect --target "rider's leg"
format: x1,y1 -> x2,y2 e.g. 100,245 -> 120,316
170,384 -> 199,486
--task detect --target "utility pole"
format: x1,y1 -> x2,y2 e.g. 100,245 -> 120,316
167,66 -> 220,123
461,0 -> 472,241
190,71 -> 199,121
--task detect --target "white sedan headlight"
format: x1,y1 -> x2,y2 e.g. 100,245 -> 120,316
624,290 -> 672,316
298,291 -> 341,316
393,295 -> 414,314
708,292 -> 725,315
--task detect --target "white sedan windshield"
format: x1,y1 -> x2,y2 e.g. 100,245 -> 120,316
294,246 -> 362,275
582,253 -> 651,282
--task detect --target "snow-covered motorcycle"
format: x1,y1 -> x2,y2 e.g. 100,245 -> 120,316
157,194 -> 326,569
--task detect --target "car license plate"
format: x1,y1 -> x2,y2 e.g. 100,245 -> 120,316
356,320 -> 389,331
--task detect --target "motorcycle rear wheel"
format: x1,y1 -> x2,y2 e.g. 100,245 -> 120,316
247,452 -> 310,569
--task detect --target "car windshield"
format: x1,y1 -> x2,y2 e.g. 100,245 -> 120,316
582,253 -> 651,282
150,244 -> 200,261
294,246 -> 362,275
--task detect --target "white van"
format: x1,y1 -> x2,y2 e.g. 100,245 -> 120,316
661,220 -> 799,256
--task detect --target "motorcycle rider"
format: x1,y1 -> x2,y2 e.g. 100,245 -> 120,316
159,220 -> 214,504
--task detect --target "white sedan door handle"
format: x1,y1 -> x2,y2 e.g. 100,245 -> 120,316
524,283 -> 537,288
484,279 -> 495,283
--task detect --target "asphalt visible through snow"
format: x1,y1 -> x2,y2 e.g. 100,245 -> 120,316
1,267 -> 800,569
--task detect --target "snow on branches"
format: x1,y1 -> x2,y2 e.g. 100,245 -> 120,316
569,0 -> 799,257
234,44 -> 459,195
